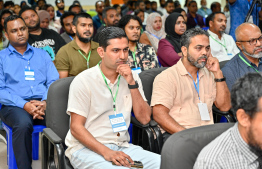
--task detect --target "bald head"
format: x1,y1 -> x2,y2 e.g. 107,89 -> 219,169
235,23 -> 261,41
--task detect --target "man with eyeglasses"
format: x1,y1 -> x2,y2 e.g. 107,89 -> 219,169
222,23 -> 262,91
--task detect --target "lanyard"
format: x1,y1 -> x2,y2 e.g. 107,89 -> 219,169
210,35 -> 228,53
194,17 -> 198,25
132,46 -> 138,68
78,50 -> 91,68
238,54 -> 259,73
148,32 -> 162,40
188,71 -> 200,101
98,63 -> 121,115
69,35 -> 73,40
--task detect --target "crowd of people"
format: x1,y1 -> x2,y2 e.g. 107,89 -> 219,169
0,0 -> 262,168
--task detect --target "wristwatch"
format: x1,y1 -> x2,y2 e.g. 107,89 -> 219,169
128,81 -> 139,89
214,77 -> 226,82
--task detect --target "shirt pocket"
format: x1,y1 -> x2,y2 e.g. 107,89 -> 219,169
122,94 -> 132,113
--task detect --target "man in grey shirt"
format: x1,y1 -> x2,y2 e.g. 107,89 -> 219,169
194,72 -> 262,169
60,11 -> 75,43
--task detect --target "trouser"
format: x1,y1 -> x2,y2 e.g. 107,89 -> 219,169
0,105 -> 45,169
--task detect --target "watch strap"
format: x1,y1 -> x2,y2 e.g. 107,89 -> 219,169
214,77 -> 226,82
128,81 -> 139,89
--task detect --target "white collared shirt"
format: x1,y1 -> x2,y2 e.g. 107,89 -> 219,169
208,29 -> 240,62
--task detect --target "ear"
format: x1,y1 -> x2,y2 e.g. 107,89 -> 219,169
236,42 -> 243,50
209,20 -> 213,28
181,46 -> 187,57
97,47 -> 105,59
72,25 -> 76,34
4,31 -> 9,41
103,18 -> 107,25
236,109 -> 251,128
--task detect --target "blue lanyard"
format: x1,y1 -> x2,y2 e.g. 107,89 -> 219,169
69,35 -> 73,40
148,32 -> 162,40
194,17 -> 198,25
188,71 -> 200,101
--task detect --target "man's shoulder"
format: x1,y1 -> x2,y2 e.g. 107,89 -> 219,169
91,40 -> 99,49
222,54 -> 241,71
72,66 -> 99,83
41,28 -> 61,37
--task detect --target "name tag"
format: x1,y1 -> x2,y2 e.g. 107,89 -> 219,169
227,53 -> 233,56
109,113 -> 128,133
25,69 -> 35,81
198,103 -> 211,121
132,67 -> 142,74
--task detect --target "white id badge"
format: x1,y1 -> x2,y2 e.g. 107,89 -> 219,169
132,67 -> 142,74
247,15 -> 253,23
25,69 -> 35,80
198,103 -> 211,121
109,113 -> 128,133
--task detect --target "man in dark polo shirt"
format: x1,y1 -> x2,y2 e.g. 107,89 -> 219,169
54,13 -> 101,78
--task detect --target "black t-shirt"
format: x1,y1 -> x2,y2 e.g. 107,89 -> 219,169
28,28 -> 66,61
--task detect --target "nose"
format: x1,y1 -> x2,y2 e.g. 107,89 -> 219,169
119,50 -> 125,60
17,29 -> 23,36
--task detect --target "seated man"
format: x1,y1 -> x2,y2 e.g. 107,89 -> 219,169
222,23 -> 262,91
151,28 -> 231,142
60,11 -> 75,44
0,15 -> 59,169
65,27 -> 160,168
208,12 -> 239,62
118,15 -> 159,73
55,13 -> 101,78
194,72 -> 262,168
187,1 -> 205,30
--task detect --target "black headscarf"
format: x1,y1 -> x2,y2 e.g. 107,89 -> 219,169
165,12 -> 184,53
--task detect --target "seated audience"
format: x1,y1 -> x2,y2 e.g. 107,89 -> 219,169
69,4 -> 82,14
173,8 -> 188,23
0,9 -> 12,51
162,0 -> 175,28
187,1 -> 205,29
113,4 -> 122,19
174,0 -> 181,9
55,13 -> 101,78
60,12 -> 75,43
45,4 -> 61,33
210,1 -> 221,13
208,12 -> 239,62
158,13 -> 186,67
197,0 -> 211,18
55,0 -> 65,17
93,7 -> 120,42
222,23 -> 262,91
36,0 -> 46,10
134,1 -> 148,26
20,1 -> 27,8
0,15 -> 59,169
65,26 -> 160,168
151,28 -> 231,142
37,10 -> 57,32
13,4 -> 21,15
145,1 -> 151,12
118,15 -> 159,72
4,1 -> 14,11
150,1 -> 163,16
183,0 -> 192,13
93,1 -> 105,32
125,0 -> 136,15
139,13 -> 166,52
19,7 -> 66,61
158,0 -> 166,15
134,9 -> 145,32
194,73 -> 262,169
224,4 -> 230,34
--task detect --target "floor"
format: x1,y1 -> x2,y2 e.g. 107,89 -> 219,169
0,129 -> 41,169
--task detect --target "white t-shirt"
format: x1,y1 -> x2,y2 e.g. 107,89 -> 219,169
208,29 -> 240,62
65,64 -> 147,160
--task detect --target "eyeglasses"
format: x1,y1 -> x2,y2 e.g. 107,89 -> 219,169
238,36 -> 262,46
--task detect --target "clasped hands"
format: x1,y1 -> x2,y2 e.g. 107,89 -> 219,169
24,100 -> 46,120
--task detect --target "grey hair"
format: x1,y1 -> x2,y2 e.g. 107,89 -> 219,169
181,28 -> 209,48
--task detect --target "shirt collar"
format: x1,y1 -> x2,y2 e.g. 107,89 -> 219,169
72,39 -> 96,53
96,63 -> 121,85
232,123 -> 259,165
238,51 -> 262,67
177,59 -> 205,78
208,29 -> 225,40
7,43 -> 33,56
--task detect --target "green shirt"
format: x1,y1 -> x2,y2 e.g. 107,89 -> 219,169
55,40 -> 101,77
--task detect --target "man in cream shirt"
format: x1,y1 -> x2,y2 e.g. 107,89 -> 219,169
208,12 -> 239,63
64,27 -> 160,169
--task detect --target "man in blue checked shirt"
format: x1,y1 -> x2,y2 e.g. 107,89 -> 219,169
0,15 -> 59,169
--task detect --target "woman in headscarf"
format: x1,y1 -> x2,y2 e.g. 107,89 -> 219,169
157,12 -> 186,67
139,13 -> 166,52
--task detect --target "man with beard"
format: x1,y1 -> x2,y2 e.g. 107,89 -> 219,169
157,0 -> 166,15
208,12 -> 239,62
92,1 -> 105,32
222,23 -> 262,91
19,7 -> 66,61
55,0 -> 65,17
197,0 -> 212,18
93,7 -> 120,42
118,15 -> 159,72
55,13 -> 101,78
60,12 -> 75,43
187,1 -> 205,29
151,28 -> 231,142
194,72 -> 262,169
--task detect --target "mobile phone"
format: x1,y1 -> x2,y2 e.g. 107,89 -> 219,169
112,160 -> 143,168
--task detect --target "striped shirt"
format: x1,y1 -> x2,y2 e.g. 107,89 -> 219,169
194,123 -> 260,169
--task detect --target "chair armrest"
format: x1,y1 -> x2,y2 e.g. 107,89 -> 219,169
149,119 -> 158,127
43,128 -> 63,144
212,105 -> 236,122
131,116 -> 149,128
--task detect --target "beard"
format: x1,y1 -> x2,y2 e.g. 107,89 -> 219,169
58,6 -> 64,10
66,32 -> 75,37
28,19 -> 40,31
160,3 -> 165,8
187,52 -> 208,68
76,30 -> 92,43
242,45 -> 262,59
248,126 -> 262,159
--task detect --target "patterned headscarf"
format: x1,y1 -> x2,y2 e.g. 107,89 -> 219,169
145,13 -> 166,51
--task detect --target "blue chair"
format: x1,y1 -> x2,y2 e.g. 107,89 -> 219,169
2,122 -> 46,169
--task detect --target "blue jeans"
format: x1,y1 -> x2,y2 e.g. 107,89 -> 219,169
71,143 -> 161,169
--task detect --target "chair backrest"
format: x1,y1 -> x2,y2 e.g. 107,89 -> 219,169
219,60 -> 229,69
46,77 -> 75,142
139,67 -> 168,105
160,123 -> 234,169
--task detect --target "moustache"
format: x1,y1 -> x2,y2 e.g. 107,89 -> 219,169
83,31 -> 91,35
197,55 -> 208,62
253,47 -> 262,53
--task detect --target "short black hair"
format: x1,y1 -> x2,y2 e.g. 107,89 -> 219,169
181,28 -> 209,48
60,11 -> 75,27
69,4 -> 82,13
0,9 -> 13,19
98,27 -> 127,51
151,1 -> 157,5
231,73 -> 262,119
209,12 -> 225,22
72,12 -> 92,26
102,7 -> 116,22
55,0 -> 64,5
145,1 -> 151,5
95,0 -> 103,8
118,14 -> 142,29
128,0 -> 136,7
135,1 -> 144,8
19,6 -> 37,16
165,0 -> 174,7
37,0 -> 46,5
134,9 -> 144,16
211,2 -> 218,11
188,0 -> 197,7
4,1 -> 14,8
113,4 -> 120,9
174,0 -> 181,8
4,15 -> 26,32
